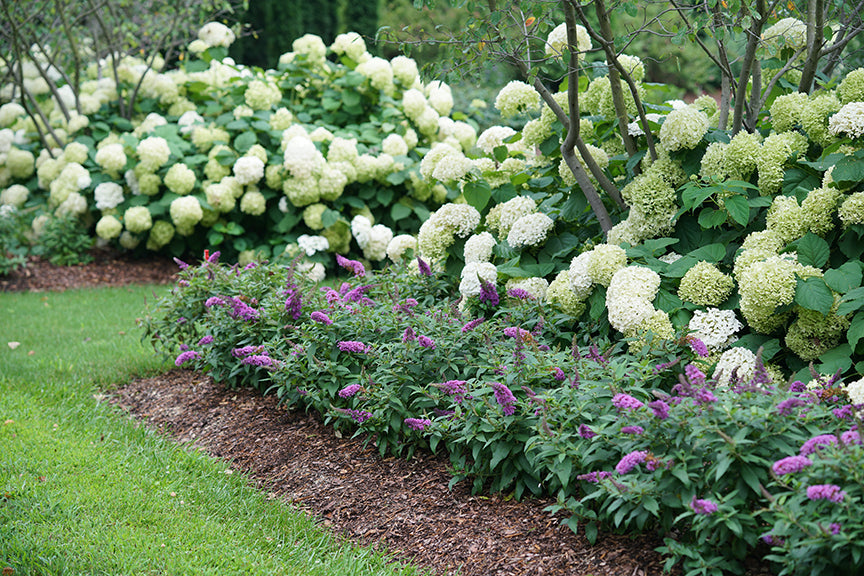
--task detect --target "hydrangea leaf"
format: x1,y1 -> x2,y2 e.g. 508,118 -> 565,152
463,180 -> 492,212
824,261 -> 863,294
795,277 -> 834,315
234,131 -> 257,153
723,194 -> 751,226
829,152 -> 864,187
847,311 -> 864,350
390,202 -> 412,222
817,343 -> 853,375
795,233 -> 830,268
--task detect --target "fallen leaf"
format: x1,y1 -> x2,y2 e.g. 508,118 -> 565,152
3,420 -> 13,425
3,566 -> 14,575
27,351 -> 35,356
7,342 -> 19,350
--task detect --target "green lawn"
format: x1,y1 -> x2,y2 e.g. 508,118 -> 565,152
0,285 -> 425,576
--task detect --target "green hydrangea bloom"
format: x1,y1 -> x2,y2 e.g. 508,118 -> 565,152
240,190 -> 267,216
146,220 -> 175,250
164,163 -> 196,195
766,195 -> 807,243
770,92 -> 808,133
629,309 -> 675,350
801,92 -> 841,147
659,106 -> 710,152
302,203 -> 328,230
724,130 -> 762,181
785,305 -> 850,361
802,186 -> 842,235
123,206 -> 153,233
838,191 -> 864,227
677,261 -> 735,306
321,219 -> 351,253
545,270 -> 587,318
757,132 -> 809,195
837,68 -> 864,105
7,148 -> 35,179
700,142 -> 730,181
737,255 -> 798,333
283,177 -> 320,207
95,215 -> 123,240
586,243 -> 628,286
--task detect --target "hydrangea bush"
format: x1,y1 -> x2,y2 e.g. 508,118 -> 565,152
0,25 -> 482,269
144,255 -> 864,575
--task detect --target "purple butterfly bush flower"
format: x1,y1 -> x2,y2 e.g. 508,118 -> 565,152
479,281 -> 499,307
418,335 -> 436,349
772,455 -> 813,476
335,408 -> 373,423
690,496 -> 719,515
761,533 -> 785,547
437,380 -> 468,403
503,326 -> 531,340
179,343 -> 190,351
685,364 -> 706,387
648,400 -> 670,420
688,337 -> 709,358
800,434 -> 838,456
461,317 -> 485,332
232,345 -> 263,358
553,367 -> 566,382
205,296 -> 226,308
776,397 -> 810,415
284,285 -> 302,320
621,425 -> 645,435
336,254 -> 366,277
789,380 -> 806,392
833,405 -> 854,420
417,257 -> 432,276
694,388 -> 718,405
506,288 -> 534,300
404,418 -> 433,431
206,250 -> 221,263
578,424 -> 597,439
612,393 -> 645,411
615,450 -> 648,474
228,297 -> 260,321
310,311 -> 333,325
491,382 -> 516,416
586,346 -> 608,366
338,341 -> 369,353
173,257 -> 189,270
242,354 -> 273,367
338,384 -> 362,398
576,471 -> 613,483
830,523 -> 842,535
174,350 -> 201,367
840,429 -> 862,446
402,326 -> 417,343
197,335 -> 214,346
806,484 -> 846,503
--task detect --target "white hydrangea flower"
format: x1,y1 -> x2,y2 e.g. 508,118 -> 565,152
390,55 -> 419,86
506,277 -> 549,300
476,125 -> 518,155
95,215 -> 123,240
659,106 -> 710,152
331,32 -> 367,61
356,57 -> 395,94
94,182 -> 124,211
283,136 -> 325,179
169,195 -> 203,230
495,81 -> 541,118
351,215 -> 373,248
568,251 -> 594,300
828,102 -> 864,139
136,136 -> 171,172
233,155 -> 265,185
401,89 -> 427,120
327,137 -> 359,164
606,266 -> 661,336
464,232 -> 496,264
713,347 -> 758,387
0,102 -> 26,127
386,234 -> 417,262
198,22 -> 236,48
239,189 -> 266,215
426,80 -> 454,117
459,261 -> 498,298
56,191 -> 88,218
761,17 -> 807,51
658,252 -> 683,264
545,22 -> 591,59
364,224 -> 394,261
688,308 -> 743,351
124,206 -> 153,233
507,212 -> 554,248
297,234 -> 329,256
382,133 -> 409,157
297,261 -> 327,283
293,34 -> 327,65
847,378 -> 864,406
0,184 -> 29,208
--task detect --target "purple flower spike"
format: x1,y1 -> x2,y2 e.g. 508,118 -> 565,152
242,354 -> 273,367
417,257 -> 432,276
612,393 -> 645,411
173,257 -> 189,270
338,384 -> 362,398
461,318 -> 485,332
310,311 -> 333,325
648,400 -> 670,420
578,424 -> 597,439
418,335 -> 436,349
175,350 -> 201,367
806,484 -> 846,503
615,450 -> 648,474
685,364 -> 706,386
490,382 -> 516,416
335,254 -> 366,277
404,417 -> 432,431
338,340 -> 368,353
506,288 -> 534,300
621,425 -> 645,435
772,455 -> 813,476
690,496 -> 719,515
197,335 -> 214,346
800,434 -> 838,456
553,367 -> 566,382
207,251 -> 221,263
577,471 -> 612,483
688,338 -> 709,358
479,281 -> 499,307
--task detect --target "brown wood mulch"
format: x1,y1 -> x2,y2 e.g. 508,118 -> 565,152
4,254 -> 675,576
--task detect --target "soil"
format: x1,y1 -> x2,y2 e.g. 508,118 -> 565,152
4,253 -> 676,576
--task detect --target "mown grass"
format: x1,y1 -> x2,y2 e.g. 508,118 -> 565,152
0,285 -> 426,576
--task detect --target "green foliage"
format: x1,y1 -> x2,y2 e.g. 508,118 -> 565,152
34,215 -> 94,266
0,206 -> 29,276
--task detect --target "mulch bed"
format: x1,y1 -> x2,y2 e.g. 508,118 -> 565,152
4,254 -> 676,576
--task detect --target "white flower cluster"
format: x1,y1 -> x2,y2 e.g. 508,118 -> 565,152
459,261 -> 498,298
606,266 -> 670,342
165,163 -> 197,195
386,234 -> 417,262
0,184 -> 28,207
712,347 -> 757,388
417,202 -> 481,260
96,215 -> 122,240
476,125 -> 517,155
486,196 -> 536,239
169,196 -> 203,234
507,212 -> 554,248
545,23 -> 591,59
198,22 -> 236,49
94,182 -> 124,211
464,232 -> 497,264
351,215 -> 393,261
419,142 -> 472,183
688,308 -> 743,351
95,143 -> 127,176
659,106 -> 710,152
847,377 -> 864,406
137,136 -> 171,172
244,80 -> 281,110
330,32 -> 367,62
828,102 -> 864,139
356,57 -> 395,95
124,206 -> 153,233
233,155 -> 265,185
495,81 -> 541,118
297,234 -> 329,256
761,18 -> 807,51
